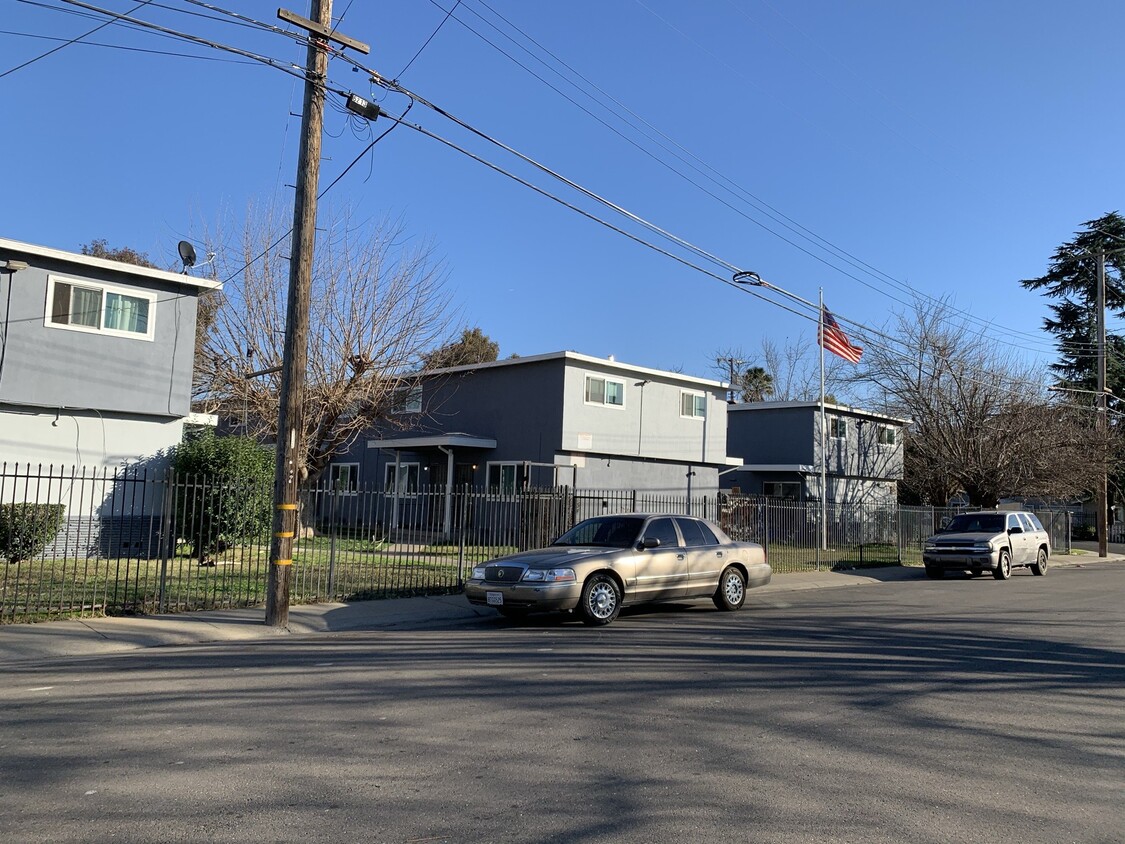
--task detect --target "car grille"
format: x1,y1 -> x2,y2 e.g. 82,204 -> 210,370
484,564 -> 527,583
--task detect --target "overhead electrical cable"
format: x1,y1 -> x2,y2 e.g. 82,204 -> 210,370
0,0 -> 153,79
445,0 -> 1065,355
53,0 -> 327,86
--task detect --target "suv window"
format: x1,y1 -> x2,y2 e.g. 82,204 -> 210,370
1017,513 -> 1035,532
1025,513 -> 1045,532
643,518 -> 681,548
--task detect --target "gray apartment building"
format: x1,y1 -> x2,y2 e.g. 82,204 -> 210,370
325,350 -> 734,506
0,237 -> 220,469
724,400 -> 908,506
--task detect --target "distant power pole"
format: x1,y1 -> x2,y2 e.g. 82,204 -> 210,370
1096,249 -> 1108,559
266,2 -> 368,628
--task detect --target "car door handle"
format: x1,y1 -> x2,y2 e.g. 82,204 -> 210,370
716,551 -> 723,557
677,554 -> 685,560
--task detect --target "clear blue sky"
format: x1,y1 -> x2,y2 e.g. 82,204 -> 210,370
3,0 -> 1123,382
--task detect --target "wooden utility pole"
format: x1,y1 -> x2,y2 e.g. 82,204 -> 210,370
266,1 -> 368,627
1096,249 -> 1108,559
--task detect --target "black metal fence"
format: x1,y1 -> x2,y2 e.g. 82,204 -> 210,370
0,462 -> 1072,624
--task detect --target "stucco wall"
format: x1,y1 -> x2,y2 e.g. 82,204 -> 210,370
0,407 -> 184,469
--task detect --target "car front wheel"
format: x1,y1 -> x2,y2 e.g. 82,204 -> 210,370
1031,548 -> 1048,576
712,565 -> 747,611
993,549 -> 1012,581
580,573 -> 622,626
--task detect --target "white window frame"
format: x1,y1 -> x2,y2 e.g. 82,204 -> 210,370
584,374 -> 626,409
45,275 -> 157,341
329,463 -> 359,495
486,461 -> 527,494
384,462 -> 420,496
877,425 -> 896,447
830,417 -> 847,439
392,385 -> 423,414
680,390 -> 707,420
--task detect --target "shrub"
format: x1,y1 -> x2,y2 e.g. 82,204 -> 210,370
0,503 -> 66,563
170,433 -> 274,559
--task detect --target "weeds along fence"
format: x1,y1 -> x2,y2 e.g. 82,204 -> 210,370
0,462 -> 1072,624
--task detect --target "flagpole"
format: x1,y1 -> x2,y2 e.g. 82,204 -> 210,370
819,288 -> 827,561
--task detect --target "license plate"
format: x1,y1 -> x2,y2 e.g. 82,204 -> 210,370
486,591 -> 504,606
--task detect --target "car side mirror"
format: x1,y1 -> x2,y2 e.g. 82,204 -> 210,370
641,537 -> 660,549
1008,526 -> 1023,535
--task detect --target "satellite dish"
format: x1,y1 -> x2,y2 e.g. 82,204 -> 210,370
178,240 -> 197,273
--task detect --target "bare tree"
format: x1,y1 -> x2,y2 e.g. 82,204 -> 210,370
856,297 -> 1108,507
194,204 -> 453,483
760,336 -> 849,402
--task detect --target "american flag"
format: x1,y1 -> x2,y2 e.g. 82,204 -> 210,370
819,307 -> 863,363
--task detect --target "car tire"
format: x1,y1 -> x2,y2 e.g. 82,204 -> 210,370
993,549 -> 1012,581
580,573 -> 622,626
712,565 -> 747,611
1031,548 -> 1048,576
924,565 -> 944,579
498,606 -> 529,619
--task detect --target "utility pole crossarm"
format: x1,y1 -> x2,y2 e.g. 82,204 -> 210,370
277,8 -> 370,54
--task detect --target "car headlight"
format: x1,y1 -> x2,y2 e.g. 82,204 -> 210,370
924,543 -> 938,552
521,568 -> 576,583
471,566 -> 487,580
973,541 -> 994,551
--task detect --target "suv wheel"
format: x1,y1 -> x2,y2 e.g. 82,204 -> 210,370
1030,548 -> 1048,576
993,549 -> 1012,581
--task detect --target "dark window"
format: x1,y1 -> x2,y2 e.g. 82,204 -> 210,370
642,517 -> 681,548
1026,513 -> 1045,532
675,517 -> 718,547
554,516 -> 643,548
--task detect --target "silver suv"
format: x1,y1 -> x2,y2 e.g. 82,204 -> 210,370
923,511 -> 1050,580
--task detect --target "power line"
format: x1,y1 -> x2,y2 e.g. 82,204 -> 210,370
397,0 -> 462,79
441,0 -> 1064,356
0,0 -> 153,79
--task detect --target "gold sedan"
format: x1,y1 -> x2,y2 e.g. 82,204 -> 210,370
464,514 -> 771,626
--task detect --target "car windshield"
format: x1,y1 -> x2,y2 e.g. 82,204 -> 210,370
942,514 -> 1006,534
553,516 -> 645,548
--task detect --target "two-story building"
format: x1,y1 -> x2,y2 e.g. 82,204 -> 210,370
0,237 -> 220,468
724,400 -> 908,506
323,351 -> 734,537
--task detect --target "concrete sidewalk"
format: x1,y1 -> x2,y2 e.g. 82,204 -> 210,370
1,554 -> 1120,665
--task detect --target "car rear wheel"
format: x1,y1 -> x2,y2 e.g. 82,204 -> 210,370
993,549 -> 1012,581
1031,547 -> 1048,576
712,565 -> 747,611
580,573 -> 621,626
925,565 -> 944,579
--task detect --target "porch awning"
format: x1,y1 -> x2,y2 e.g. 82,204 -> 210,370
366,433 -> 497,450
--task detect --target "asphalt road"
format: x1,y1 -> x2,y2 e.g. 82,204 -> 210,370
2,563 -> 1123,844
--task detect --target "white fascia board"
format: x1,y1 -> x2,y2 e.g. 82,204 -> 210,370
421,350 -> 725,389
0,237 -> 223,291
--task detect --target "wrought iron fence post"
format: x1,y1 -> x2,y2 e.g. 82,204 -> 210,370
158,469 -> 174,614
457,487 -> 466,587
327,483 -> 339,599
